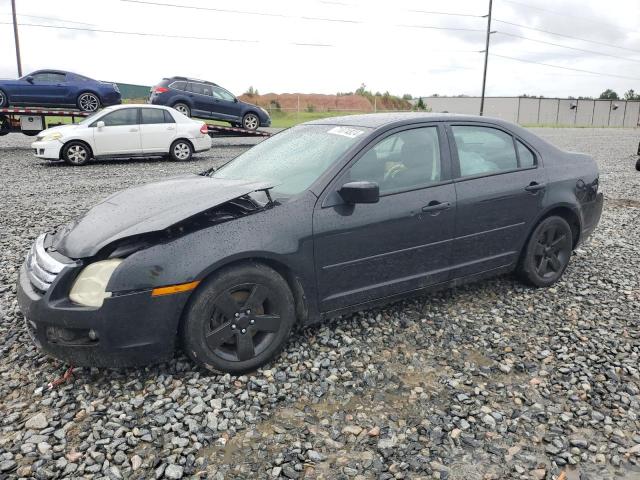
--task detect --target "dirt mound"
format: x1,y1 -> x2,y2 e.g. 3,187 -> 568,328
239,93 -> 374,112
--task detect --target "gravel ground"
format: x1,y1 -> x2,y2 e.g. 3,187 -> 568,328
0,128 -> 639,480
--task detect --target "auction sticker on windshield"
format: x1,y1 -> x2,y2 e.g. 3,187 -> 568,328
327,126 -> 365,139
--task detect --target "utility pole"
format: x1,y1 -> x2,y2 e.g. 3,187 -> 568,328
479,0 -> 493,116
11,0 -> 22,76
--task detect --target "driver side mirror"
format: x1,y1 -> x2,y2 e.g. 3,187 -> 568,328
26,76 -> 34,84
339,181 -> 379,204
233,98 -> 238,103
96,121 -> 105,129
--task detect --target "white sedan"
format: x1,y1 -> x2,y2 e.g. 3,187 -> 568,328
31,104 -> 213,165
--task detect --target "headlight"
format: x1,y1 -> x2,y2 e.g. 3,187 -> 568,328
69,259 -> 123,307
42,132 -> 63,141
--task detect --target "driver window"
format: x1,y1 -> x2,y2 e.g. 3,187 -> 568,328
96,108 -> 139,127
349,127 -> 441,194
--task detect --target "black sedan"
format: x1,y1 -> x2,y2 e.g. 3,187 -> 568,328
17,113 -> 603,373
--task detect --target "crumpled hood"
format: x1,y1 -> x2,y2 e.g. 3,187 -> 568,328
52,175 -> 273,259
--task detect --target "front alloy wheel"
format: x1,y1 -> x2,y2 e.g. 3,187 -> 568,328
519,216 -> 573,287
242,113 -> 259,131
181,263 -> 295,373
0,90 -> 7,108
77,93 -> 100,112
62,141 -> 91,166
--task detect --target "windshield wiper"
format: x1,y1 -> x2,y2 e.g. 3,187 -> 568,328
199,166 -> 217,177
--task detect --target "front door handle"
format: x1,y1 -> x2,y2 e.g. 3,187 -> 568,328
524,181 -> 546,193
167,126 -> 175,130
421,201 -> 452,214
129,128 -> 138,132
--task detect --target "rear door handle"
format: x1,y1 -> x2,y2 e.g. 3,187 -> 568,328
129,128 -> 138,132
422,201 -> 452,214
524,181 -> 546,193
167,126 -> 175,130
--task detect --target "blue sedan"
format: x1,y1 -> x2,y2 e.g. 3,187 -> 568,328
0,70 -> 122,112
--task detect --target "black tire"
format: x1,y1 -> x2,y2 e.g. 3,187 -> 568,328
636,157 -> 640,171
77,92 -> 101,112
173,103 -> 191,117
169,139 -> 193,161
0,89 -> 7,108
518,216 -> 573,287
62,141 -> 92,166
181,262 -> 295,374
0,115 -> 9,136
242,112 -> 259,131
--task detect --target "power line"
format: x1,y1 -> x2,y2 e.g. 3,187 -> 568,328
0,13 -> 96,26
399,24 -> 485,32
490,53 -> 640,81
495,31 -> 640,64
493,19 -> 640,54
499,0 -> 637,35
0,22 -> 335,47
408,10 -> 485,19
120,0 -> 362,24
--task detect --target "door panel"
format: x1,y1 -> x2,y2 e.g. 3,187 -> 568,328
92,108 -> 141,155
314,185 -> 456,311
140,108 -> 175,152
211,86 -> 241,121
22,73 -> 69,104
186,82 -> 214,117
313,124 -> 456,312
448,124 -> 547,277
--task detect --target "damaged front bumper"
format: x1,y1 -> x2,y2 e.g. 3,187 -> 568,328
17,259 -> 190,368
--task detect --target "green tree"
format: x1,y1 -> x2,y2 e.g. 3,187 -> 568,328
624,89 -> 640,100
244,86 -> 259,97
415,97 -> 426,111
402,93 -> 413,100
599,89 -> 619,100
355,83 -> 367,96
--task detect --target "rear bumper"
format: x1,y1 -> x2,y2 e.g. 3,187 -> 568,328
17,262 -> 189,368
101,91 -> 122,106
31,140 -> 62,160
193,135 -> 212,153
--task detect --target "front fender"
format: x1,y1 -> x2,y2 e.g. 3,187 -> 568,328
105,191 -> 319,316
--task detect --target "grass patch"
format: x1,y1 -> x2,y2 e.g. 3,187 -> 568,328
268,110 -> 365,128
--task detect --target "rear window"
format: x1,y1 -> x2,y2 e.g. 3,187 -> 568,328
170,81 -> 186,91
163,110 -> 175,123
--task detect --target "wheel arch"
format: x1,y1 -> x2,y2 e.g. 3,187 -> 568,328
521,204 -> 582,258
60,138 -> 93,160
171,137 -> 194,151
178,256 -> 310,335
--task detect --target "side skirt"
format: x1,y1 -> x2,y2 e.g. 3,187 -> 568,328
313,264 -> 515,324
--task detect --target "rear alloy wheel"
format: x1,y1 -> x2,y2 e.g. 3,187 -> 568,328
0,89 -> 7,108
173,103 -> 191,117
77,93 -> 100,112
242,112 -> 259,131
170,139 -> 193,161
181,263 -> 295,374
519,216 -> 573,287
62,141 -> 91,166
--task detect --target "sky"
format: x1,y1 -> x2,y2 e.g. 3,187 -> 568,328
1,0 -> 639,99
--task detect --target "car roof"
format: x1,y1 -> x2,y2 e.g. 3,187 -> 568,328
165,76 -> 218,86
305,112 -> 517,128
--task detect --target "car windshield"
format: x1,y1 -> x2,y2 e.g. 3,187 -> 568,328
78,110 -> 108,125
210,124 -> 370,197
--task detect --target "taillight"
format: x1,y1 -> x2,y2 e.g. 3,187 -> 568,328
154,86 -> 169,94
200,124 -> 208,134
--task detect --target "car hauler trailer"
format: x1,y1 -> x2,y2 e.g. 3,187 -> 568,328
0,107 -> 271,138
0,108 -> 90,136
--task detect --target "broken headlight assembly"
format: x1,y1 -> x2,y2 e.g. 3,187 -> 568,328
69,259 -> 123,308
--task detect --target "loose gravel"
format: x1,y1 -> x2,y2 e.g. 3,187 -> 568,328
0,128 -> 639,480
